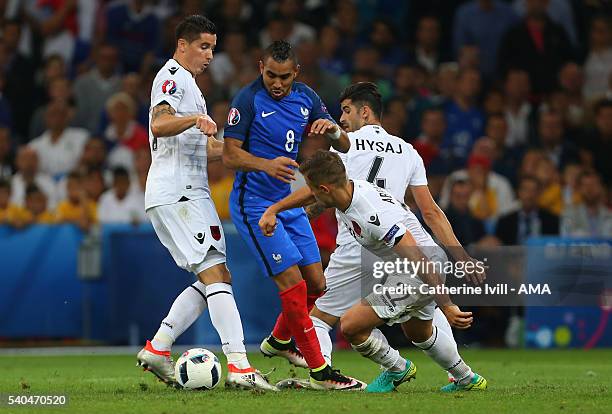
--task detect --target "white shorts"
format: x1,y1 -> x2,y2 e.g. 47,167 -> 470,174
316,243 -> 371,317
317,242 -> 447,325
147,198 -> 226,275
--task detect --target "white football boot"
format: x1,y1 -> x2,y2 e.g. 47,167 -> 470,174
136,340 -> 176,385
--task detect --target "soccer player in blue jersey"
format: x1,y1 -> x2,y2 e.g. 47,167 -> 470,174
222,40 -> 364,390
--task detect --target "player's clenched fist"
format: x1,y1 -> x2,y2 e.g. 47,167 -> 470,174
441,305 -> 473,329
195,114 -> 217,136
259,208 -> 278,237
264,156 -> 299,183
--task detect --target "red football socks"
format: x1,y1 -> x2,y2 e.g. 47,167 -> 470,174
278,280 -> 326,369
271,287 -> 323,342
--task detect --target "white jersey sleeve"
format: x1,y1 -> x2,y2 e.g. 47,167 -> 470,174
407,147 -> 428,186
151,65 -> 187,111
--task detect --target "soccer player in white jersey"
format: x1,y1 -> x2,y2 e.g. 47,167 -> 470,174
261,82 -> 484,375
260,150 -> 487,393
136,15 -> 276,391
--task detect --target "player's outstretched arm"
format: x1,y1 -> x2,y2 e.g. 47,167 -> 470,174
410,185 -> 486,285
309,119 -> 350,153
259,186 -> 317,236
223,138 -> 299,183
150,103 -> 216,138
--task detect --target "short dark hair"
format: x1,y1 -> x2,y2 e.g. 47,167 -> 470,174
300,150 -> 347,186
595,98 -> 612,116
113,166 -> 130,180
175,15 -> 216,45
519,175 -> 540,189
263,40 -> 297,64
339,82 -> 383,120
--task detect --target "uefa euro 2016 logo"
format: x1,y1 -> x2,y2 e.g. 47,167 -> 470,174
227,107 -> 241,126
162,80 -> 177,95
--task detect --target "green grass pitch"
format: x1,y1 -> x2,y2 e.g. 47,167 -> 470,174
1,349 -> 611,414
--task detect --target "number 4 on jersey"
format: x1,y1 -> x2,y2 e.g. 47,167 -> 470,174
366,156 -> 386,188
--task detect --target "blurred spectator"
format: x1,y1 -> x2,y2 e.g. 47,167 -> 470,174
367,18 -> 407,79
24,0 -> 79,63
534,156 -> 563,216
431,62 -> 458,105
342,49 -> 392,99
208,160 -> 233,221
556,62 -> 585,128
391,64 -> 430,138
485,114 -> 524,186
296,41 -> 342,115
32,54 -> 67,111
439,152 -> 516,219
381,98 -> 408,138
561,171 -> 612,237
0,73 -> 13,129
0,128 -> 15,179
130,147 -> 150,195
29,100 -> 89,178
209,31 -> 251,95
98,167 -> 145,224
512,0 -> 578,46
105,0 -> 160,72
83,168 -> 106,203
453,0 -> 519,78
444,179 -> 486,245
518,148 -> 546,180
208,0 -> 256,43
195,71 -> 229,106
21,184 -> 56,224
121,73 -> 149,126
483,89 -> 505,116
583,16 -> 612,101
56,171 -> 96,230
0,21 -> 36,138
495,175 -> 559,245
0,179 -> 22,226
581,99 -> 612,186
409,16 -> 448,74
536,110 -> 578,170
503,68 -> 535,147
498,0 -> 573,96
317,25 -> 349,76
74,44 -> 122,133
413,108 -> 447,170
103,92 -> 148,171
259,0 -> 315,48
79,137 -> 109,173
442,68 -> 485,168
28,77 -> 85,140
333,0 -> 361,63
561,162 -> 582,207
457,44 -> 480,71
10,146 -> 57,208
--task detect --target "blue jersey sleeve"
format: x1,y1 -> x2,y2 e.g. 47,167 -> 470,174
302,85 -> 335,123
224,85 -> 256,142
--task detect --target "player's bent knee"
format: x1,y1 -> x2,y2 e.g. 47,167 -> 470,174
197,263 -> 232,285
401,318 -> 433,343
310,306 -> 339,328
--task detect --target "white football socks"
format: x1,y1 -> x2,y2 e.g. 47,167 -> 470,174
311,316 -> 333,366
151,281 -> 207,352
412,325 -> 473,385
352,328 -> 407,372
206,282 -> 250,369
433,306 -> 458,380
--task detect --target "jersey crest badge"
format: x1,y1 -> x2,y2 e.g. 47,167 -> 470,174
210,225 -> 222,241
227,107 -> 240,126
300,107 -> 309,118
162,79 -> 177,95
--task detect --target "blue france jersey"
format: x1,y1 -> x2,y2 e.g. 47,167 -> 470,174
224,76 -> 334,202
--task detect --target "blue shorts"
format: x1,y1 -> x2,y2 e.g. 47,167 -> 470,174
229,191 -> 321,277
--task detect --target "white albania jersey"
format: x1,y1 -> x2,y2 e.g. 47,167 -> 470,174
145,59 -> 210,210
335,124 -> 428,246
337,180 -> 438,260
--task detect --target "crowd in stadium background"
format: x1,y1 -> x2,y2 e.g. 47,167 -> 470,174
0,0 -> 611,268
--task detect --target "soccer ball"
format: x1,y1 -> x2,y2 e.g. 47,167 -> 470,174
175,348 -> 222,390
